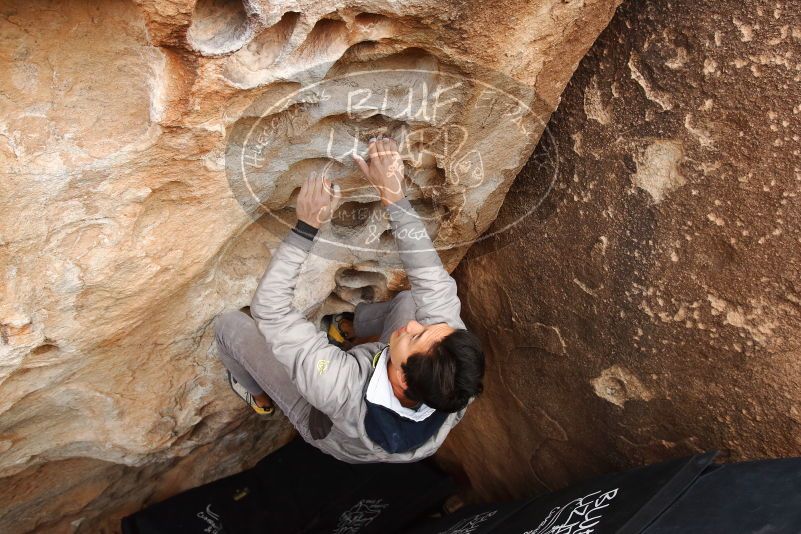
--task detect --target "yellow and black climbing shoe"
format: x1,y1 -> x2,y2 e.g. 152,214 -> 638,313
227,370 -> 276,417
321,312 -> 355,349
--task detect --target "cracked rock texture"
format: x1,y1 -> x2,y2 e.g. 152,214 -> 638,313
0,0 -> 620,531
440,0 -> 801,503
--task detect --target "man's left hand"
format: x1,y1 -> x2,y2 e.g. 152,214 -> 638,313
297,164 -> 341,229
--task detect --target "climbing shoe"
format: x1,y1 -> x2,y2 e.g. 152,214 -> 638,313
321,312 -> 355,349
227,370 -> 276,417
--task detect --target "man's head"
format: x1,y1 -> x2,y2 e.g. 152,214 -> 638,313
388,319 -> 485,413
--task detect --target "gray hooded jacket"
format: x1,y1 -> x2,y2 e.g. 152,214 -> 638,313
250,197 -> 473,463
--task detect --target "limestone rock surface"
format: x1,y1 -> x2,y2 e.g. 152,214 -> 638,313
441,0 -> 801,503
0,0 -> 620,531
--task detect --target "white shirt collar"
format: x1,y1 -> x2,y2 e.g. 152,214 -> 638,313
365,346 -> 436,422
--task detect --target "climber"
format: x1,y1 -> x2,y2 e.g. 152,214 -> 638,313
213,134 -> 485,462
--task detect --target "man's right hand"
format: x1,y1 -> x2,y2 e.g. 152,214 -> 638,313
352,135 -> 406,207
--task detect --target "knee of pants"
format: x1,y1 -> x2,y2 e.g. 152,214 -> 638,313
213,310 -> 244,349
395,289 -> 413,303
392,290 -> 416,313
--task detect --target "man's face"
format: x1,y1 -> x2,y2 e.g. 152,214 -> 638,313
388,319 -> 455,388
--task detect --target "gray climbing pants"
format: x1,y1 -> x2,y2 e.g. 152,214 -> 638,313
213,290 -> 416,441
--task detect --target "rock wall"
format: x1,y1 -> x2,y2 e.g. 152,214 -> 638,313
442,0 -> 801,502
0,0 -> 621,531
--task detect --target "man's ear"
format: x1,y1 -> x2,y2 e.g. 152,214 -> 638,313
397,364 -> 409,390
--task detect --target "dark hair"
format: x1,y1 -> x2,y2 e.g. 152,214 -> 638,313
401,328 -> 485,413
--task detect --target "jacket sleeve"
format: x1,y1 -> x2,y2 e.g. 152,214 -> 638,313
385,198 -> 467,330
250,230 -> 362,422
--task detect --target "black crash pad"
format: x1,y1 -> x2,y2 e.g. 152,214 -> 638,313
121,438 -> 456,534
410,452 -> 801,534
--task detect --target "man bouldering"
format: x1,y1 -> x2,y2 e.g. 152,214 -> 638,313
213,134 -> 485,462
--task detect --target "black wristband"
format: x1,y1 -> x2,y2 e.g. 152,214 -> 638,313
292,220 -> 319,241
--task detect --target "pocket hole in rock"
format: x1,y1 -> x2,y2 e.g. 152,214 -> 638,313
30,343 -> 58,356
223,11 -> 301,87
332,201 -> 377,228
335,268 -> 389,304
188,0 -> 256,56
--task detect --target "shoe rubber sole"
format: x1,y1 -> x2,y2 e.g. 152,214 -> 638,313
227,370 -> 276,417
